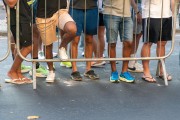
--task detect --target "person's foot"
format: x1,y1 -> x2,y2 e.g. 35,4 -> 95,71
46,71 -> 55,83
158,73 -> 172,81
17,72 -> 32,84
7,71 -> 24,84
60,62 -> 72,68
59,47 -> 68,60
21,64 -> 31,73
38,51 -> 45,59
142,74 -> 156,83
119,71 -> 135,83
91,61 -> 106,67
128,61 -> 143,73
29,66 -> 48,77
110,71 -> 119,83
84,70 -> 99,80
71,71 -> 82,81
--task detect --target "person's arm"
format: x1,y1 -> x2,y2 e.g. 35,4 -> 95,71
170,0 -> 175,15
131,0 -> 142,23
4,0 -> 18,8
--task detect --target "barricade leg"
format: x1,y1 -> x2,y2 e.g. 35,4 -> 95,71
156,59 -> 168,86
33,62 -> 37,89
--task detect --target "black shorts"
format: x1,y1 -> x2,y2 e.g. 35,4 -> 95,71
11,23 -> 32,47
142,17 -> 172,43
99,13 -> 104,26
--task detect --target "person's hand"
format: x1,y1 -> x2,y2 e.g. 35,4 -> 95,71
136,12 -> 142,24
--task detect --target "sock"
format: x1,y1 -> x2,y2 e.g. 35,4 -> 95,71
33,57 -> 40,69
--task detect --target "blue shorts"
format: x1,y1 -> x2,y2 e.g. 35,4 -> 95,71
32,0 -> 37,24
104,14 -> 133,43
69,8 -> 98,36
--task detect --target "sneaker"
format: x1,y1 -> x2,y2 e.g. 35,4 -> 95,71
38,51 -> 45,59
71,71 -> 82,81
84,70 -> 99,80
21,64 -> 31,73
128,62 -> 143,73
81,52 -> 84,57
53,52 -> 58,58
60,62 -> 72,68
110,71 -> 119,83
119,71 -> 135,83
29,66 -> 48,78
59,47 -> 68,60
46,64 -> 56,70
46,71 -> 55,83
91,61 -> 106,67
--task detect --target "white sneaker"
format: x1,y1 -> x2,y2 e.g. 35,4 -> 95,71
38,51 -> 45,59
53,52 -> 58,58
59,47 -> 68,60
128,61 -> 143,73
81,52 -> 84,56
46,71 -> 55,83
134,62 -> 143,72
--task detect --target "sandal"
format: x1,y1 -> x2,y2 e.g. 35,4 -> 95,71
5,78 -> 25,85
21,77 -> 33,84
158,74 -> 172,81
142,75 -> 156,83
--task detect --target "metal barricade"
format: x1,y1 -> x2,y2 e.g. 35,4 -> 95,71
6,0 -> 179,89
0,5 -> 11,62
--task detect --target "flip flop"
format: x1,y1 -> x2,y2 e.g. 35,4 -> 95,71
142,76 -> 156,83
158,74 -> 172,81
5,78 -> 25,85
21,77 -> 33,84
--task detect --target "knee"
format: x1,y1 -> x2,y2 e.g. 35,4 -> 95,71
108,43 -> 116,48
157,41 -> 167,47
65,22 -> 77,37
85,36 -> 93,45
123,41 -> 132,48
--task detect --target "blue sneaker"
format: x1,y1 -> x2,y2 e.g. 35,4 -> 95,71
119,71 -> 135,83
110,71 -> 119,83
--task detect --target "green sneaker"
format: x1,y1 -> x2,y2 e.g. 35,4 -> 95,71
21,64 -> 31,73
60,62 -> 72,68
29,66 -> 48,78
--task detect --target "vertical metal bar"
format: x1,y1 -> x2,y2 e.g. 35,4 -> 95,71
16,0 -> 20,55
160,59 -> 168,86
33,62 -> 37,89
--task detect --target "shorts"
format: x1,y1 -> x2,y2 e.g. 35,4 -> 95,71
36,9 -> 74,46
69,8 -> 98,36
32,0 -> 38,24
99,13 -> 104,26
142,17 -> 172,43
11,23 -> 32,47
104,14 -> 133,43
132,3 -> 142,34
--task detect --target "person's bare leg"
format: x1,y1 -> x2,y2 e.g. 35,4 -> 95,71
108,43 -> 116,72
84,35 -> 93,72
8,45 -> 32,80
122,41 -> 132,72
59,21 -> 77,48
10,32 -> 16,60
70,36 -> 80,72
98,26 -> 105,58
141,42 -> 153,76
32,24 -> 39,59
44,44 -> 54,71
156,41 -> 169,75
92,36 -> 98,58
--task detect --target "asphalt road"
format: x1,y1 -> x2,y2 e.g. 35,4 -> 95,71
0,5 -> 180,120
